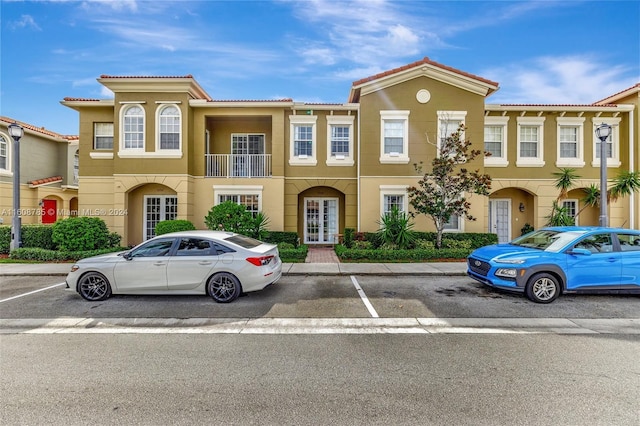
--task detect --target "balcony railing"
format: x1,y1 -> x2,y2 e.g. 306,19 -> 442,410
205,154 -> 272,178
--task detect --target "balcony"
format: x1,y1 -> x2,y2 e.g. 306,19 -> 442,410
205,154 -> 272,178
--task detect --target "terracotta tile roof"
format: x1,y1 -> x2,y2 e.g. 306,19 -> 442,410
0,116 -> 77,140
63,97 -> 102,102
210,98 -> 293,103
28,176 -> 63,187
495,103 -> 619,108
100,74 -> 194,79
593,83 -> 640,104
352,56 -> 499,87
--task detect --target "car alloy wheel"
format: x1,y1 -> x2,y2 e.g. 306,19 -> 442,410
525,272 -> 560,304
78,272 -> 112,301
207,272 -> 241,303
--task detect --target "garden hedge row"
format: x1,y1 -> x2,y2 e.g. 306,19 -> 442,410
334,245 -> 471,262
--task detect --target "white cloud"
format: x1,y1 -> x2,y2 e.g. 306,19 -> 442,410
10,14 -> 41,31
484,55 -> 638,104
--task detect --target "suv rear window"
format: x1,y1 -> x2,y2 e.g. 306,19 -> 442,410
224,234 -> 263,249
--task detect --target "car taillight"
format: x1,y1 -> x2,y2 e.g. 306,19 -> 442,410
246,255 -> 274,266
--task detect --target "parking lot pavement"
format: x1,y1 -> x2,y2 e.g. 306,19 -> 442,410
1,274 -> 639,334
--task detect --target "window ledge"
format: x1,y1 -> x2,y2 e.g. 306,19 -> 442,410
326,159 -> 355,167
380,156 -> 410,164
90,152 -> 114,159
555,160 -> 585,167
591,160 -> 621,168
118,151 -> 183,159
484,159 -> 509,167
0,170 -> 13,177
289,158 -> 318,166
516,159 -> 545,167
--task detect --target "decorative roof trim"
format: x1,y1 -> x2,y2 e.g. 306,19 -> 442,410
593,83 -> 640,105
97,75 -> 211,101
0,117 -> 77,141
28,176 -> 63,188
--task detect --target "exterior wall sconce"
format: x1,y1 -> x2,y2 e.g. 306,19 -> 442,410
519,202 -> 525,213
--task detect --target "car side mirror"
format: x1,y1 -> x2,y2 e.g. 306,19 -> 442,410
568,248 -> 591,256
122,251 -> 133,260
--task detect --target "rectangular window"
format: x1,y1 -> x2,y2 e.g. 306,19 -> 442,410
595,135 -> 613,159
520,126 -> 539,157
559,127 -> 578,158
443,214 -> 460,230
330,126 -> 349,156
294,125 -> 313,156
484,126 -> 503,157
383,195 -> 404,214
94,123 -> 114,150
219,194 -> 260,217
516,117 -> 545,167
159,119 -> 180,149
383,120 -> 404,154
591,118 -> 621,168
380,111 -> 410,164
562,200 -> 578,225
0,136 -> 7,169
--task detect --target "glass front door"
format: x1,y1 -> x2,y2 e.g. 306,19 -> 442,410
489,199 -> 510,243
144,196 -> 178,240
305,198 -> 338,244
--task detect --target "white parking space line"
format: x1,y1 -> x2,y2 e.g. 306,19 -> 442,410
351,275 -> 379,318
0,283 -> 66,303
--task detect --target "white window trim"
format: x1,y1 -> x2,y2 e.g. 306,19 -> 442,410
326,115 -> 355,166
213,185 -> 264,212
591,117 -> 622,168
516,116 -> 546,167
484,116 -> 509,167
379,185 -> 409,216
380,110 -> 410,164
89,152 -> 114,159
93,122 -> 114,151
118,104 -> 146,157
436,111 -> 467,158
443,213 -> 465,233
289,115 -> 318,166
555,117 -> 585,167
155,104 -> 182,155
0,133 -> 12,177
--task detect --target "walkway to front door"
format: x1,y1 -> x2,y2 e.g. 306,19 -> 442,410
305,247 -> 340,263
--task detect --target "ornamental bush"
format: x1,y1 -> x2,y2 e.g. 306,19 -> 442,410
204,201 -> 254,234
52,217 -> 111,252
155,219 -> 196,236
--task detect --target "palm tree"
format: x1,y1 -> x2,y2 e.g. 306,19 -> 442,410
609,171 -> 640,202
552,168 -> 580,201
574,184 -> 600,221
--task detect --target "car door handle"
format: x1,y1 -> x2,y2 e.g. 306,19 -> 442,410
153,262 -> 166,266
198,261 -> 213,265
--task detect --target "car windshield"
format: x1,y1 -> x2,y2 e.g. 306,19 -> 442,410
224,234 -> 263,249
510,230 -> 587,252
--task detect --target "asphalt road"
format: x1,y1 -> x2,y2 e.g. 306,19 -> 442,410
1,275 -> 639,425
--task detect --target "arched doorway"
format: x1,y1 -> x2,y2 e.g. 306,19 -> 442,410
127,183 -> 178,245
298,186 -> 345,245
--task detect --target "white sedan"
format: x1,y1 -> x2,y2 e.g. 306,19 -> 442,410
65,230 -> 282,303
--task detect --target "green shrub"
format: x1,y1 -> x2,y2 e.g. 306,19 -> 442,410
263,231 -> 299,247
204,201 -> 254,235
413,232 -> 497,249
343,228 -> 355,248
22,225 -> 55,250
352,240 -> 373,250
521,223 -> 534,236
277,242 -> 295,250
108,232 -> 122,248
376,207 -> 416,249
9,246 -> 125,262
335,246 -> 471,262
155,219 -> 196,236
279,245 -> 308,262
52,217 -> 111,251
0,226 -> 11,254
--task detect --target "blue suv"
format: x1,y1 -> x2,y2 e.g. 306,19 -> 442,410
467,226 -> 640,303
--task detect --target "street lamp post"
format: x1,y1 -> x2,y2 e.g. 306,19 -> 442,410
8,122 -> 24,250
595,123 -> 612,227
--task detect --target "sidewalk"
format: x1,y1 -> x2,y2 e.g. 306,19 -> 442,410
0,261 -> 468,277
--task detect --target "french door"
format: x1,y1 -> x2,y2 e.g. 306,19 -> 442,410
232,134 -> 264,177
489,199 -> 511,243
304,198 -> 338,244
144,195 -> 178,240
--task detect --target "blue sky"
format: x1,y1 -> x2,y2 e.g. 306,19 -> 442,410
1,0 -> 639,135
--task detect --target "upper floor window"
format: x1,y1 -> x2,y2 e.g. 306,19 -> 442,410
0,134 -> 7,171
380,110 -> 410,164
289,115 -> 317,166
484,116 -> 509,167
94,122 -> 114,150
73,150 -> 79,186
122,105 -> 145,150
591,118 -> 621,168
157,105 -> 181,150
437,111 -> 467,160
326,115 -> 355,166
516,116 -> 545,167
556,117 -> 585,167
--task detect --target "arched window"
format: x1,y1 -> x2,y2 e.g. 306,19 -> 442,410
123,105 -> 145,149
0,134 -> 8,170
158,105 -> 180,150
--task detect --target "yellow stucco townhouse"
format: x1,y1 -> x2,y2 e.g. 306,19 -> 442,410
61,58 -> 639,246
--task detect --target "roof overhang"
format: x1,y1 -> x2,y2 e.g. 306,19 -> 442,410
60,99 -> 115,111
98,76 -> 211,100
485,104 -> 635,114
